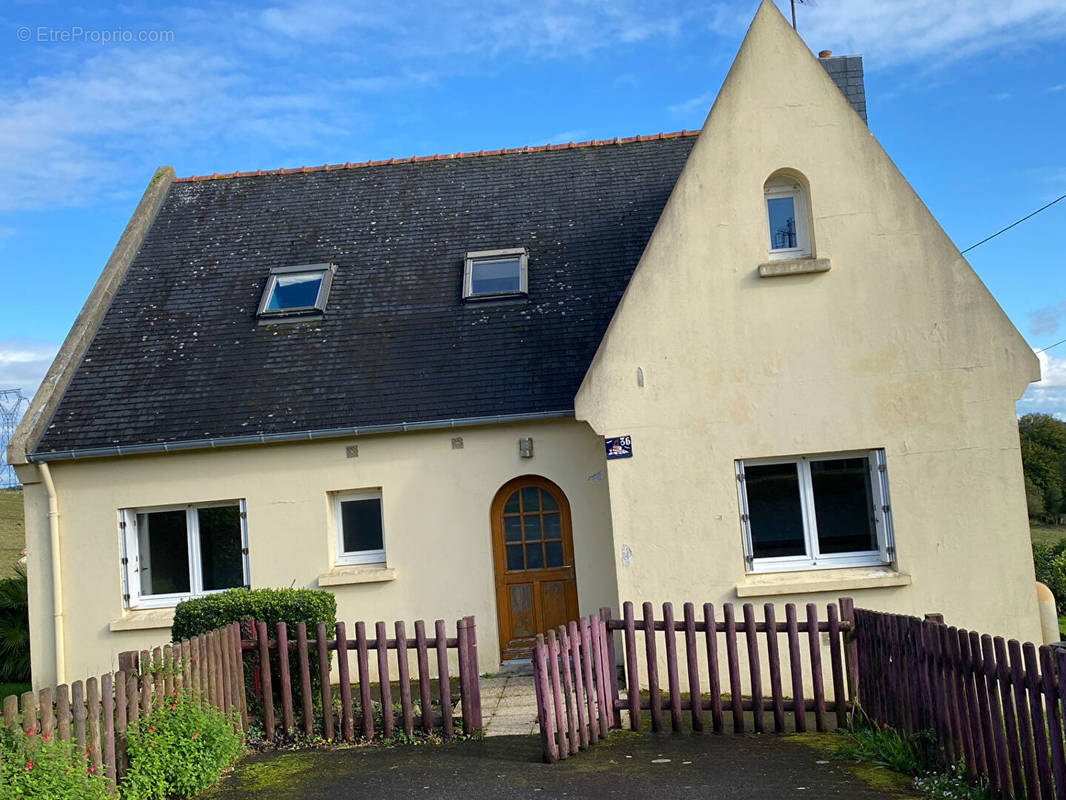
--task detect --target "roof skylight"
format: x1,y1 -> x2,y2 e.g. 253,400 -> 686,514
463,248 -> 528,300
257,263 -> 335,318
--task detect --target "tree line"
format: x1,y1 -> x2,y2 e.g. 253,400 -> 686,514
1020,413 -> 1066,523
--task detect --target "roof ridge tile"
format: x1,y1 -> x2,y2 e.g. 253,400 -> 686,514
173,129 -> 701,182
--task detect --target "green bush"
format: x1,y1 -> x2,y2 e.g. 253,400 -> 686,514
1033,541 -> 1066,615
0,725 -> 110,800
172,587 -> 337,733
171,587 -> 336,641
121,691 -> 243,800
0,565 -> 30,683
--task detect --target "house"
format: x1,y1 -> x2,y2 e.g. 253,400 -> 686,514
10,1 -> 1040,689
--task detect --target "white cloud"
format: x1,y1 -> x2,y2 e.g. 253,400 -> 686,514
766,0 -> 1066,67
0,1 -> 698,213
0,339 -> 58,399
257,0 -> 692,56
1018,349 -> 1066,416
667,92 -> 715,116
0,44 -> 342,210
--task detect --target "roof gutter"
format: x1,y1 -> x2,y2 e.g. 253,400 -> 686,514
27,410 -> 576,463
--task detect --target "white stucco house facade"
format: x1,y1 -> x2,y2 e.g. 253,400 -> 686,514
10,1 -> 1040,689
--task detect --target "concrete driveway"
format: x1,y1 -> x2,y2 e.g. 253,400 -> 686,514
201,732 -> 917,799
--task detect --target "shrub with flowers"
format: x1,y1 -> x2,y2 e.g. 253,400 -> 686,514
0,725 -> 109,800
121,690 -> 243,800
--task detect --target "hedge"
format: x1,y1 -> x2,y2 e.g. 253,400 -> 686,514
1034,541 -> 1066,616
171,588 -> 337,642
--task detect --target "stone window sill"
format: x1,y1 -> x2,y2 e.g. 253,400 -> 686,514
758,257 -> 831,278
109,607 -> 176,632
318,564 -> 397,587
735,566 -> 911,598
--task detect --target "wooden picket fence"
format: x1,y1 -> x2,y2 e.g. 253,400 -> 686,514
855,607 -> 1066,800
1,622 -> 243,790
242,616 -> 482,742
533,598 -> 857,762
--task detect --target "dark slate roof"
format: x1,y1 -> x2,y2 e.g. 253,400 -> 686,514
35,133 -> 698,454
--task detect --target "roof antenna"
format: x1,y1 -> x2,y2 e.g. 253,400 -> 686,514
790,0 -> 815,31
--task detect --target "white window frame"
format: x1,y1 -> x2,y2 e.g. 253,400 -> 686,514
119,499 -> 250,609
764,181 -> 811,260
462,248 -> 528,300
735,449 -> 894,574
333,489 -> 387,566
256,263 -> 336,318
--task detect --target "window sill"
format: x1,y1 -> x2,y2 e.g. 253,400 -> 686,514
758,257 -> 831,278
109,607 -> 176,632
318,564 -> 397,587
735,566 -> 911,598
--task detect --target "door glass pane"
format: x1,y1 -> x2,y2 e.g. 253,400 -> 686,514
503,491 -> 520,514
521,487 -> 540,512
340,497 -> 384,554
525,543 -> 544,569
523,515 -> 543,542
767,196 -> 797,250
745,463 -> 806,559
540,491 -> 558,511
544,541 -> 564,567
198,505 -> 244,591
506,545 -> 524,571
542,513 -> 561,540
139,510 -> 190,595
811,457 -> 878,554
503,516 -> 522,542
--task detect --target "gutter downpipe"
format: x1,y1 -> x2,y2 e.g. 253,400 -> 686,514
39,462 -> 65,685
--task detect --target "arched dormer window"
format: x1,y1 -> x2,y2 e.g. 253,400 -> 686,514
764,172 -> 812,260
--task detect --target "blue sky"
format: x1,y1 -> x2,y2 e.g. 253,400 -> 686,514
0,0 -> 1064,416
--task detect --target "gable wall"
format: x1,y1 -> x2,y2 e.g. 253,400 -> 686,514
575,3 -> 1041,641
24,419 -> 616,687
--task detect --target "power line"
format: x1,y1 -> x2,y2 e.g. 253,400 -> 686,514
961,192 -> 1066,254
1036,337 -> 1066,355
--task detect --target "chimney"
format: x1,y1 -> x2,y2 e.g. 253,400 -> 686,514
818,51 -> 867,124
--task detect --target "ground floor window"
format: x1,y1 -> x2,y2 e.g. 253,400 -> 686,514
735,449 -> 894,573
120,500 -> 249,608
333,489 -> 386,565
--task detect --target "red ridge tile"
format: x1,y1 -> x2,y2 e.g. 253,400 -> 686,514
173,129 -> 701,182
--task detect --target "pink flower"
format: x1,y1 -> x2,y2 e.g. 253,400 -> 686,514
148,726 -> 155,733
24,760 -> 33,771
191,732 -> 199,739
88,765 -> 95,774
42,732 -> 51,742
25,727 -> 34,736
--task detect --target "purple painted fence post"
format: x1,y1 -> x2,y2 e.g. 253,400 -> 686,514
599,607 -> 620,728
533,634 -> 558,763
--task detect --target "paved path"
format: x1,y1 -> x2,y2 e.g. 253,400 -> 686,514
480,674 -> 539,737
203,732 -> 916,799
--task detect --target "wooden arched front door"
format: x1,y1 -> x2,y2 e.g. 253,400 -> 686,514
491,476 -> 579,660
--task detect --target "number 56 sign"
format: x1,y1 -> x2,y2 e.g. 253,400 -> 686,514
605,435 -> 632,460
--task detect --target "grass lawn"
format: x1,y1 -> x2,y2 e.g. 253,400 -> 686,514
1031,521 -> 1066,547
0,488 -> 24,579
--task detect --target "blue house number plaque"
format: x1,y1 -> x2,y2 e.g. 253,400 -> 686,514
605,435 -> 633,460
